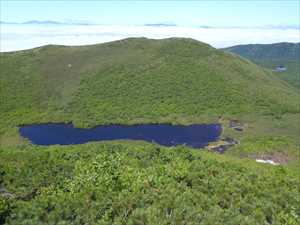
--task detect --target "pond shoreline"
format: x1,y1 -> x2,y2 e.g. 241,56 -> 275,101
19,122 -> 222,148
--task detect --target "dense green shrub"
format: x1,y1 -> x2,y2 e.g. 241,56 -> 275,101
0,142 -> 299,224
0,197 -> 10,224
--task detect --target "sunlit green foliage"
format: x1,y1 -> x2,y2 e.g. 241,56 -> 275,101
231,136 -> 297,155
0,197 -> 10,224
0,142 -> 299,224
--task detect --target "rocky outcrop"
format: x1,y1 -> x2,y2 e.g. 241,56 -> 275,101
229,120 -> 246,132
207,137 -> 239,154
0,185 -> 14,198
254,152 -> 290,165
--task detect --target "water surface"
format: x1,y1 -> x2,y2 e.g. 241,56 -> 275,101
19,123 -> 222,148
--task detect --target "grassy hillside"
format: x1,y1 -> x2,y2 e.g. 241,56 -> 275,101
224,42 -> 300,89
1,38 -> 299,130
1,38 -> 300,224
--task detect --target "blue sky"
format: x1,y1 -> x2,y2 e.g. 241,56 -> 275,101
1,0 -> 299,27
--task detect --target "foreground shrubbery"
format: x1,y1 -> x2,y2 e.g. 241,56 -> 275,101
0,142 -> 299,224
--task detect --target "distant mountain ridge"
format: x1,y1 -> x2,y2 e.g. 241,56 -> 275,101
1,21 -> 299,30
224,42 -> 300,60
23,20 -> 64,25
0,20 -> 94,25
224,42 -> 300,89
144,23 -> 177,27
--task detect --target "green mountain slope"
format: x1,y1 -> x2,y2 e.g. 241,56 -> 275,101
224,42 -> 300,89
1,38 -> 300,224
1,38 -> 299,129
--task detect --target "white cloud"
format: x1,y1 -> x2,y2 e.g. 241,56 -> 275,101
1,24 -> 299,52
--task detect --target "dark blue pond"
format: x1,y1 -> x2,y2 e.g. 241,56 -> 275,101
19,123 -> 222,148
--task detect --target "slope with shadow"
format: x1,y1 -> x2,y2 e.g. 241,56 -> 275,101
224,42 -> 300,89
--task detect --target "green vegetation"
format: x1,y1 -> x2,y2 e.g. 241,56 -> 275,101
1,142 -> 300,224
1,38 -> 299,132
224,42 -> 300,89
0,38 -> 300,224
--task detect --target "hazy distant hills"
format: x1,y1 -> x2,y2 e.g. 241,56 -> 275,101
23,20 -> 64,25
1,20 -> 62,25
224,42 -> 300,89
0,20 -> 93,25
2,20 -> 298,29
144,23 -> 177,27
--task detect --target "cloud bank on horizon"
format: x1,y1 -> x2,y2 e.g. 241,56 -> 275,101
1,23 -> 299,52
